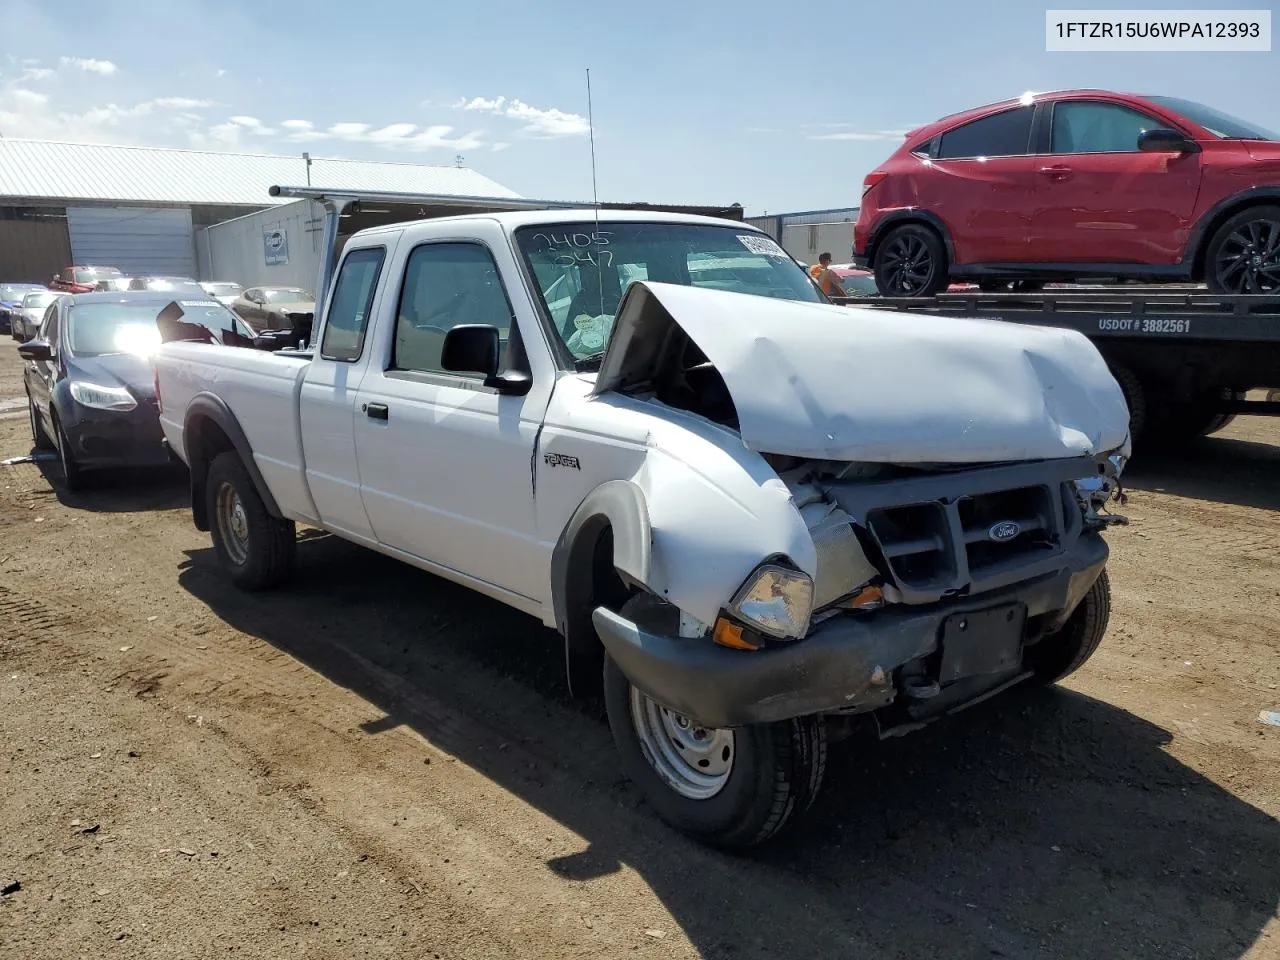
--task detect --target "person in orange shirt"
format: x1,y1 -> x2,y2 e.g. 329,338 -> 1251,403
808,252 -> 848,298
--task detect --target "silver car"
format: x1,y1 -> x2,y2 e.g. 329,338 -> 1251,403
11,290 -> 64,341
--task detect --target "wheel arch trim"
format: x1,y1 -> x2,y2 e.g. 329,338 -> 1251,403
1185,186 -> 1280,278
865,209 -> 957,267
183,393 -> 283,530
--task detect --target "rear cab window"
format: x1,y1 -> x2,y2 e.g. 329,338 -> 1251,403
321,247 -> 386,361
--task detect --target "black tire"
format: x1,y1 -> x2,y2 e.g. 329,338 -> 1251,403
1107,362 -> 1145,444
1028,569 -> 1110,684
27,393 -> 53,451
603,598 -> 826,850
1205,204 -> 1280,295
205,451 -> 296,591
53,415 -> 84,492
873,224 -> 949,297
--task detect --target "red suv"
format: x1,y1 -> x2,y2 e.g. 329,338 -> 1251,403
853,90 -> 1280,296
51,265 -> 123,294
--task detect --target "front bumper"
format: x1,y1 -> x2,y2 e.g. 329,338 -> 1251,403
593,534 -> 1107,729
62,401 -> 170,469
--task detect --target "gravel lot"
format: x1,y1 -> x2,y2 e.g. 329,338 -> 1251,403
0,342 -> 1277,959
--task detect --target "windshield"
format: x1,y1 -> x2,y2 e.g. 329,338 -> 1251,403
1148,96 -> 1279,141
202,282 -> 243,296
23,292 -> 56,309
263,288 -> 313,304
67,300 -> 258,356
73,267 -> 122,283
0,284 -> 39,300
515,222 -> 820,361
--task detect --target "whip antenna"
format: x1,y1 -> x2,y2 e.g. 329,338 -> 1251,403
586,68 -> 604,316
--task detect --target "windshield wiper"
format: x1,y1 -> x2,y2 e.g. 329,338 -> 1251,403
573,351 -> 606,371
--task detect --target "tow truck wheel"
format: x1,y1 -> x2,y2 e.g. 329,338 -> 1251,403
873,224 -> 949,297
206,451 -> 296,591
1028,569 -> 1111,684
602,598 -> 827,849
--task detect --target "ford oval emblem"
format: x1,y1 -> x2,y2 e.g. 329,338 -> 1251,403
989,521 -> 1021,542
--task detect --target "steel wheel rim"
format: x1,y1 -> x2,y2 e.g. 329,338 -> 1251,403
1216,218 -> 1280,294
628,686 -> 735,800
215,482 -> 250,565
881,234 -> 937,294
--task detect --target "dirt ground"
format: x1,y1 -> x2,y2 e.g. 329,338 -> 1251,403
0,343 -> 1277,960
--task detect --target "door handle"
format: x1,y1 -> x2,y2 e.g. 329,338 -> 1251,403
364,402 -> 389,421
1039,164 -> 1073,181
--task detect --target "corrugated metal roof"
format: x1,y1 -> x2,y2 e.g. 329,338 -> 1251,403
0,138 -> 520,206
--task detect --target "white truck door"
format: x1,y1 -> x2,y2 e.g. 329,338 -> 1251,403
353,230 -> 552,602
298,242 -> 396,543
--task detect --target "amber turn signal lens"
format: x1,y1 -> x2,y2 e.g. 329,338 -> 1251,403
841,584 -> 884,610
713,617 -> 760,651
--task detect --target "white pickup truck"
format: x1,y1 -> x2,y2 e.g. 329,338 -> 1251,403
156,209 -> 1130,848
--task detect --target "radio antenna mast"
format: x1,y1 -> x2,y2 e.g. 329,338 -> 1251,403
586,68 -> 604,317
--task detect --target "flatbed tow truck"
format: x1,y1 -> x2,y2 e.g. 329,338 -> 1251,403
835,286 -> 1280,449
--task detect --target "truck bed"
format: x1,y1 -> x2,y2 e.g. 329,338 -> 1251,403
157,342 -> 316,523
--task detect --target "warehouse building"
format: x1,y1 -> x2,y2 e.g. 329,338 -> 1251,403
746,206 -> 860,265
0,138 -> 519,285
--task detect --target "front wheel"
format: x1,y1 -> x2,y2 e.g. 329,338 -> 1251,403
1028,569 -> 1110,684
206,451 -> 296,591
603,600 -> 826,849
53,415 -> 84,491
27,394 -> 53,451
873,224 -> 949,297
1205,205 -> 1280,295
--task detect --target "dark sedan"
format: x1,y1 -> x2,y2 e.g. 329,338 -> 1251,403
19,292 -> 258,489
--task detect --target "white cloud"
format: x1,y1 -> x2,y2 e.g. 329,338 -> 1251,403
274,118 -> 483,152
149,97 -> 214,110
60,57 -> 118,76
491,142 -> 511,152
215,69 -> 227,78
20,67 -> 55,82
10,88 -> 48,107
457,95 -> 588,138
807,129 -> 911,141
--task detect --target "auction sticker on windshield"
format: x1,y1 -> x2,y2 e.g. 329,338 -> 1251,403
737,235 -> 790,258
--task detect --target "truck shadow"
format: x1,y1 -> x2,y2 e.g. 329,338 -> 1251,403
178,534 -> 1279,960
1123,432 -> 1280,512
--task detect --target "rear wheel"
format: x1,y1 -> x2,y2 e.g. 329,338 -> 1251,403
603,596 -> 827,849
206,451 -> 296,591
1028,569 -> 1110,684
1205,205 -> 1280,295
873,224 -> 948,297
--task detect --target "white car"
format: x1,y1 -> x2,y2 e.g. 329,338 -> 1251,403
200,281 -> 244,307
154,210 -> 1130,847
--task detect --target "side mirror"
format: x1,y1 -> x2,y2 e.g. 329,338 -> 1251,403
441,324 -> 530,396
1138,128 -> 1200,154
18,338 -> 52,361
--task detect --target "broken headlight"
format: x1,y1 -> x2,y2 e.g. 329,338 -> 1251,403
728,563 -> 813,640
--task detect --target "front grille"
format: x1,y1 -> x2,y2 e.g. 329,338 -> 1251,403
847,472 -> 1074,604
866,502 -> 954,592
958,485 -> 1057,577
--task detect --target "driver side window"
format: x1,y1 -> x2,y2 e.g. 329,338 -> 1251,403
391,242 -> 512,375
1050,101 -> 1160,154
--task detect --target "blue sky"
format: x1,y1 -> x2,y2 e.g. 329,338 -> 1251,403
0,0 -> 1275,213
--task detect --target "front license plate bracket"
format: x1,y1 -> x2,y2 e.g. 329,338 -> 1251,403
938,603 -> 1027,686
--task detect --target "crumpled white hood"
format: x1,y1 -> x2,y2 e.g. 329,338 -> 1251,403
595,282 -> 1130,464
